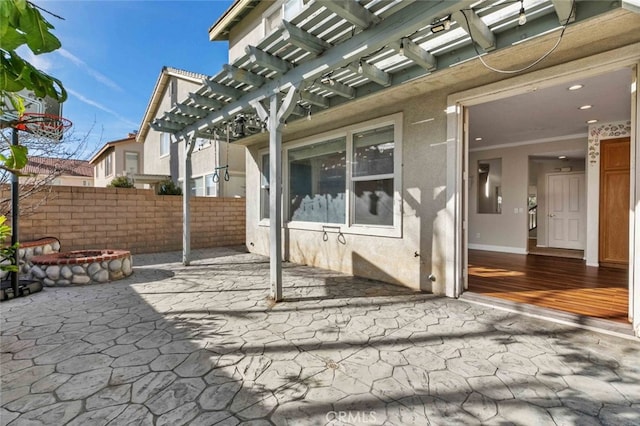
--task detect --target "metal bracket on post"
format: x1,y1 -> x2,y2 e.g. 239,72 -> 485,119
183,132 -> 196,266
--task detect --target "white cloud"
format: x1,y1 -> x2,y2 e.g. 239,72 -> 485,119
67,87 -> 138,129
17,47 -> 54,73
57,49 -> 124,92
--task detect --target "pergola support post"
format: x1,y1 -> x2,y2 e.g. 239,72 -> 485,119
253,85 -> 300,302
268,94 -> 283,301
183,133 -> 196,266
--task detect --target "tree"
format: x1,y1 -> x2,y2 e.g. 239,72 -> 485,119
108,175 -> 135,188
1,0 -> 68,173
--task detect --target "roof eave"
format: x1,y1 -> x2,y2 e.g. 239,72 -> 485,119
208,0 -> 255,41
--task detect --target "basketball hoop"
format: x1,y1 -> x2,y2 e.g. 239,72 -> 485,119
15,112 -> 72,141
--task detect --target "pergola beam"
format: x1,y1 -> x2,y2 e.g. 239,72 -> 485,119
349,61 -> 391,87
282,20 -> 331,55
188,93 -> 224,109
173,104 -> 209,117
163,113 -> 196,125
150,120 -> 184,132
393,38 -> 437,72
204,79 -> 244,100
223,64 -> 266,88
246,46 -> 291,74
313,80 -> 355,99
300,91 -> 329,108
316,0 -> 380,29
551,0 -> 576,23
174,1 -> 477,139
452,9 -> 496,52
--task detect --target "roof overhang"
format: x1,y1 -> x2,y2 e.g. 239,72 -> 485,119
153,0 -> 640,145
208,0 -> 262,41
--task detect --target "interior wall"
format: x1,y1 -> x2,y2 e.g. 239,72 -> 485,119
468,137 -> 586,253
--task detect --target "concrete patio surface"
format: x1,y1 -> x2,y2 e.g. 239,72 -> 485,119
1,247 -> 639,425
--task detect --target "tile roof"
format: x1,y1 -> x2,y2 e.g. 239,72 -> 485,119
24,156 -> 94,178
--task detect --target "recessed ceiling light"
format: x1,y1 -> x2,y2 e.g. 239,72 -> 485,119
558,155 -> 567,160
586,119 -> 598,124
475,137 -> 483,141
568,84 -> 583,91
579,105 -> 592,110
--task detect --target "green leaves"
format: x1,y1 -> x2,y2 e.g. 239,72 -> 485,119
18,3 -> 61,54
0,0 -> 66,102
0,215 -> 19,272
0,143 -> 28,170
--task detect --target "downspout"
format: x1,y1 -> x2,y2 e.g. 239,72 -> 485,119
183,133 -> 196,266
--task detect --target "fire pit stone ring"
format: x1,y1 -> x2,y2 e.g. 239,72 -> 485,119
30,249 -> 132,286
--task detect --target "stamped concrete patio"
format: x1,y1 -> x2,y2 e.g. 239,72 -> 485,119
1,247 -> 639,425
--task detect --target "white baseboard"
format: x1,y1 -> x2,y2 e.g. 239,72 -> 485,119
468,244 -> 527,255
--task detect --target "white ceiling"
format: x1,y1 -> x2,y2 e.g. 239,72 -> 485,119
468,67 -> 633,154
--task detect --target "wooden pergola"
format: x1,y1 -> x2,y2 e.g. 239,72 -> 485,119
149,0 -> 623,301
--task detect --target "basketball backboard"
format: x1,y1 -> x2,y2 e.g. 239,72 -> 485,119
0,90 -> 62,128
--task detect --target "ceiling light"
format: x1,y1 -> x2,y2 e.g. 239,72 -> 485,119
475,137 -> 483,141
558,155 -> 567,160
586,119 -> 598,124
579,105 -> 592,110
518,0 -> 527,26
399,39 -> 405,57
568,84 -> 583,91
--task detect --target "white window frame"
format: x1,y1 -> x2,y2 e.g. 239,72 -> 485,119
263,2 -> 282,38
160,133 -> 170,158
124,151 -> 139,175
258,150 -> 271,223
259,113 -> 403,238
104,153 -> 113,177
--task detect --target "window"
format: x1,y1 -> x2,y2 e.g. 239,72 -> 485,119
261,154 -> 270,219
205,174 -> 217,196
160,133 -> 170,157
264,6 -> 281,36
104,154 -> 113,177
125,152 -> 139,174
191,177 -> 204,196
288,137 -> 346,223
259,114 -> 401,235
352,125 -> 395,226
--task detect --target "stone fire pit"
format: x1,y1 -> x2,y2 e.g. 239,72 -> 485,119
30,249 -> 133,286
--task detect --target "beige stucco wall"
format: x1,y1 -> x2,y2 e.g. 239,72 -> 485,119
228,1 -> 276,64
93,141 -> 144,188
246,90 -> 451,293
468,137 -> 587,252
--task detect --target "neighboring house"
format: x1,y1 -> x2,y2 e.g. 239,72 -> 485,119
151,1 -> 640,336
137,66 -> 246,197
90,133 -> 146,188
22,156 -> 93,187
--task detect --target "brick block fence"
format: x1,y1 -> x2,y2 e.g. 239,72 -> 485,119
1,186 -> 245,254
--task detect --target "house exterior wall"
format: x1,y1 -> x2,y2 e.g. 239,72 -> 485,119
246,90 -> 451,293
93,141 -> 144,187
143,74 -> 247,196
227,1 -> 276,64
93,153 -> 114,187
468,137 -> 586,253
5,186 -> 245,254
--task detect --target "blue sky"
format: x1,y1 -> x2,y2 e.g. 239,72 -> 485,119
27,0 -> 234,157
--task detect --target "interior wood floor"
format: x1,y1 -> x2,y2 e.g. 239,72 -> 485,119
468,250 -> 629,323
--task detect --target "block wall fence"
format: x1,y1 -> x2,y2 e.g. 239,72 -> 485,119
1,186 -> 246,254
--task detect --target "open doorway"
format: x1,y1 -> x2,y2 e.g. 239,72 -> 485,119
464,67 -> 633,325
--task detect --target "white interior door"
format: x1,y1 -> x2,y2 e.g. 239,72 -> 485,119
547,172 -> 586,250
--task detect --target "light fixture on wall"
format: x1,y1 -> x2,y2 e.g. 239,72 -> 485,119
518,0 -> 527,26
558,155 -> 567,160
568,84 -> 583,91
586,119 -> 598,124
399,39 -> 405,56
579,105 -> 592,110
430,15 -> 451,34
357,61 -> 363,74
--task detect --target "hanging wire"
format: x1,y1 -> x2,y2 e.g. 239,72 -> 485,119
459,0 -> 576,74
